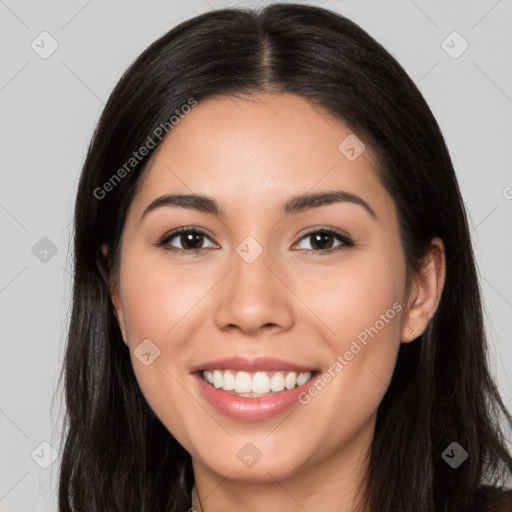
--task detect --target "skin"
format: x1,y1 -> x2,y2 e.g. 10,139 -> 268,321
106,93 -> 446,512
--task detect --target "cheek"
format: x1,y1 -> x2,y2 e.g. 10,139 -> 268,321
292,247 -> 405,415
118,247 -> 207,342
116,248 -> 206,448
289,276 -> 403,467
326,269 -> 403,356
292,247 -> 405,352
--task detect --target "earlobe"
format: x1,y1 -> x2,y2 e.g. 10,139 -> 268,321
401,237 -> 446,343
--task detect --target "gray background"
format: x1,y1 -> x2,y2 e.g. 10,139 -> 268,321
1,0 -> 511,510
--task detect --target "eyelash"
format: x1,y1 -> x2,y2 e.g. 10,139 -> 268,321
153,226 -> 355,256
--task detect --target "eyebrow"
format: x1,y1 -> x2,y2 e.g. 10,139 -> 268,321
141,190 -> 377,220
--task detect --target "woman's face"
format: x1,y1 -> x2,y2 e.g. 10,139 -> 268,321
110,93 -> 433,485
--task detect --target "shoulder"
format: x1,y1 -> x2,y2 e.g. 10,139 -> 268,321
473,485 -> 512,512
487,491 -> 512,512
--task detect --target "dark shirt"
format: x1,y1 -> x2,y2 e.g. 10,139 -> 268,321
474,485 -> 512,511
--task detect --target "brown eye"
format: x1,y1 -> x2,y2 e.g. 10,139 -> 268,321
293,229 -> 354,254
157,228 -> 218,253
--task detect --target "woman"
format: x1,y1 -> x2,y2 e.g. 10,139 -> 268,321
57,3 -> 512,511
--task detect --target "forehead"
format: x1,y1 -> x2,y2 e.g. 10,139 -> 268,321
129,93 -> 392,220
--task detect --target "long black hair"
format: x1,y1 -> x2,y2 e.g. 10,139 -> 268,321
57,3 -> 512,511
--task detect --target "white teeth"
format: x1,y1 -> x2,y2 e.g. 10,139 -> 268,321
234,371 -> 252,393
223,370 -> 235,391
201,369 -> 314,395
285,371 -> 297,390
213,370 -> 223,388
296,372 -> 311,386
252,372 -> 270,393
270,372 -> 285,392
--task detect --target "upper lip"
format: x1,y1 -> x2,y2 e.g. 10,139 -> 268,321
190,356 -> 318,374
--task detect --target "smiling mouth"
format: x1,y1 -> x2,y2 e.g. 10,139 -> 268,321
199,369 -> 318,397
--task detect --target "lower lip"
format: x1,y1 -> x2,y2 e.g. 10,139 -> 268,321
193,372 -> 319,421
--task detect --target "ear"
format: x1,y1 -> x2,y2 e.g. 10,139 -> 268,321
96,244 -> 129,346
401,237 -> 446,343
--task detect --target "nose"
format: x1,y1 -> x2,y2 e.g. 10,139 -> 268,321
213,248 -> 295,336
